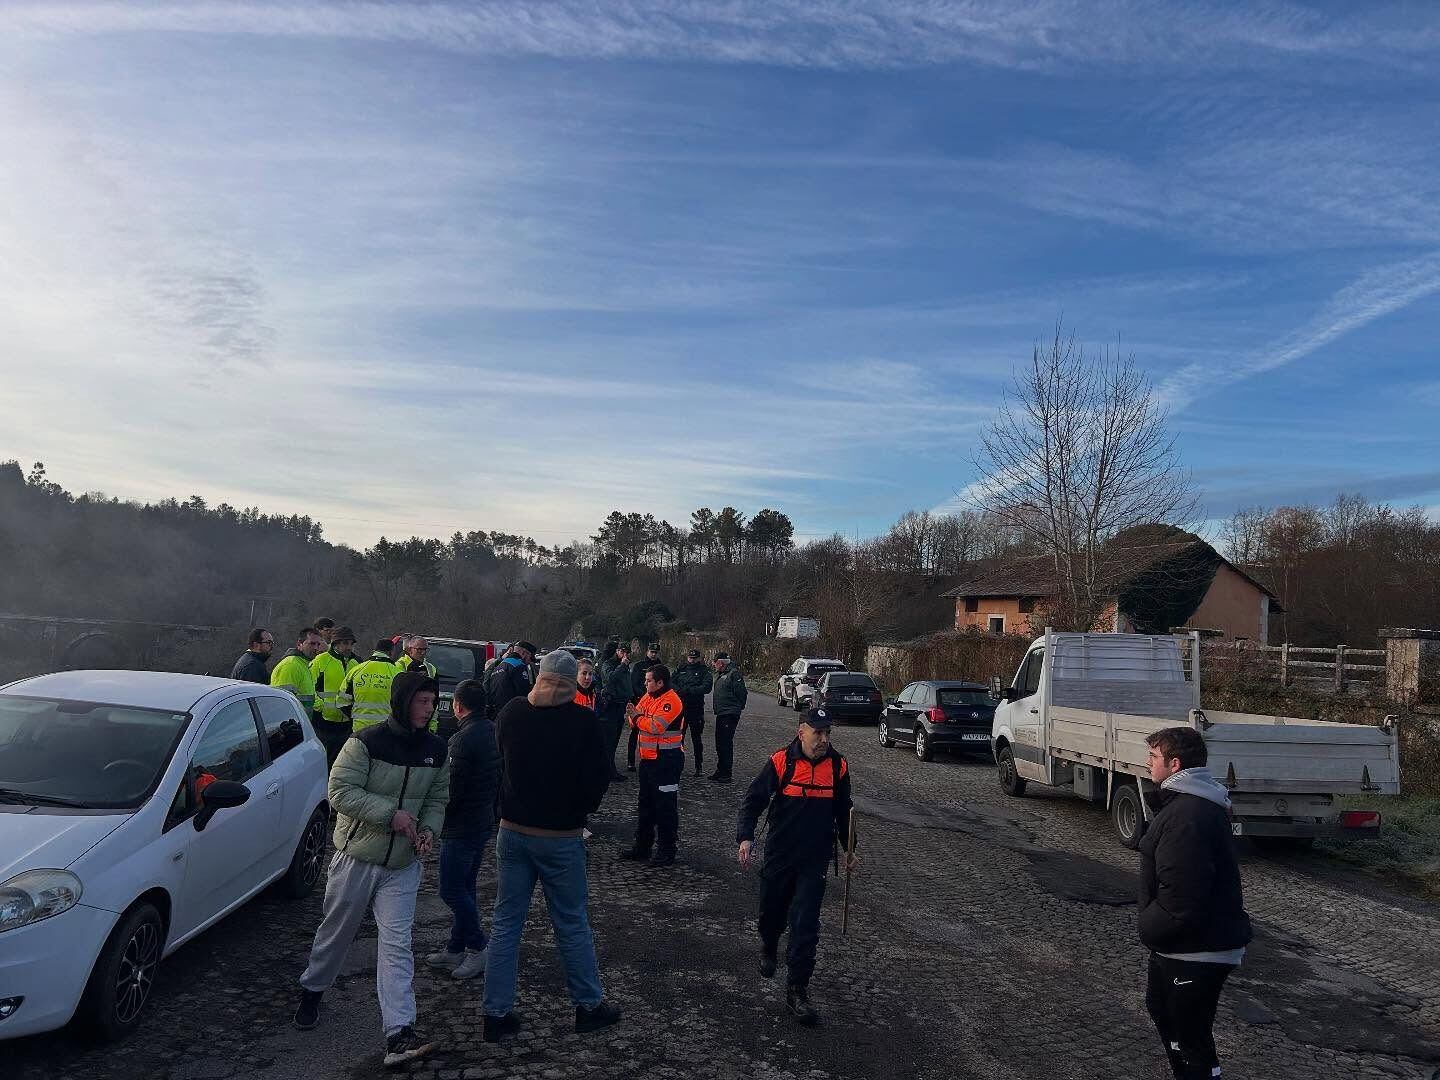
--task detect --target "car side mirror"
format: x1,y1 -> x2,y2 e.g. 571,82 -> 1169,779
884,697 -> 897,706
999,685 -> 1017,703
194,780 -> 251,832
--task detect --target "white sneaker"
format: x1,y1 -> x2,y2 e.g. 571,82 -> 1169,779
452,947 -> 487,981
426,949 -> 463,971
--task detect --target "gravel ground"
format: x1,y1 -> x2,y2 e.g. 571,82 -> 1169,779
11,696 -> 1440,1080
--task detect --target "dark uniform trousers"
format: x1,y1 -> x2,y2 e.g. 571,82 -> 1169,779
1144,953 -> 1235,1079
603,707 -> 626,774
714,712 -> 741,778
680,696 -> 706,773
634,749 -> 683,855
758,863 -> 827,987
315,719 -> 352,770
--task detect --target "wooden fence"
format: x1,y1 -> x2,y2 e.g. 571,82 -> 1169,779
1200,640 -> 1386,694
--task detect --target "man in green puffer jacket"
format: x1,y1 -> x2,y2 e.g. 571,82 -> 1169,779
293,669 -> 450,1070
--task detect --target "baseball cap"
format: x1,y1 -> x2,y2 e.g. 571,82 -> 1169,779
687,648 -> 701,659
516,640 -> 539,655
713,651 -> 730,661
647,642 -> 660,651
539,650 -> 579,680
802,707 -> 833,730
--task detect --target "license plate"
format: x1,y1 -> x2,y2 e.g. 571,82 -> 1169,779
962,733 -> 989,742
1231,822 -> 1243,836
845,695 -> 866,702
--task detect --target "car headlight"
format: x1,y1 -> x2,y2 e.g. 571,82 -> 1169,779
0,870 -> 83,934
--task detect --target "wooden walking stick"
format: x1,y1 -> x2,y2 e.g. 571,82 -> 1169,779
841,806 -> 856,935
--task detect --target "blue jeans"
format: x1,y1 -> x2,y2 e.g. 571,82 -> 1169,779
439,834 -> 491,953
483,827 -> 604,1016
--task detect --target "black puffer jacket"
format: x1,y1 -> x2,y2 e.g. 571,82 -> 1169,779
442,707 -> 502,840
1137,768 -> 1253,954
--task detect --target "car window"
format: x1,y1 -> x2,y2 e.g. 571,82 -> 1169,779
1021,648 -> 1045,698
826,674 -> 876,689
191,700 -> 265,795
253,695 -> 305,761
938,688 -> 997,707
428,644 -> 478,681
896,684 -> 915,704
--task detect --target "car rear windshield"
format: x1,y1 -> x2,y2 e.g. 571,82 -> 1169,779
0,696 -> 191,810
428,644 -> 478,682
825,674 -> 876,688
938,688 -> 996,707
809,663 -> 846,674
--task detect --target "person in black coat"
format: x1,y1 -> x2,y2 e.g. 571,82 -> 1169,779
736,708 -> 857,1027
1138,726 -> 1252,1080
485,641 -> 536,721
230,628 -> 274,683
428,679 -> 501,981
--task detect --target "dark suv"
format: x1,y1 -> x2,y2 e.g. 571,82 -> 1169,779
424,638 -> 499,738
878,681 -> 997,762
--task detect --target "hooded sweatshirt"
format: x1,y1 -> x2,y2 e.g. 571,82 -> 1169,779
1137,766 -> 1252,962
326,669 -> 450,870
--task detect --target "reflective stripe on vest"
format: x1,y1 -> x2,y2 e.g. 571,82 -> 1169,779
311,652 -> 358,725
770,749 -> 847,799
633,689 -> 685,760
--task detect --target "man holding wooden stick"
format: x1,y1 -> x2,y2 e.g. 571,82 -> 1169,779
737,707 -> 857,1026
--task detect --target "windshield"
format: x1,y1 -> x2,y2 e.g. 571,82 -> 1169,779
825,674 -> 875,688
0,696 -> 191,810
427,645 -> 478,682
938,688 -> 997,707
809,663 -> 845,675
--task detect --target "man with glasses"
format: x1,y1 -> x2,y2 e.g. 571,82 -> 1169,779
231,628 -> 275,684
398,636 -> 438,680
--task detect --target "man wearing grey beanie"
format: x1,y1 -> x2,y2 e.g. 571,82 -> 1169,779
481,649 -> 622,1042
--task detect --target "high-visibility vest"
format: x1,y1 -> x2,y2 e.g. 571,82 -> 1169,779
575,687 -> 597,711
343,655 -> 398,730
270,652 -> 317,716
631,688 -> 685,760
397,655 -> 438,680
311,649 -> 360,725
770,748 -> 847,799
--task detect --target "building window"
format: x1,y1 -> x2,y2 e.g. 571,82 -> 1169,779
988,615 -> 1005,634
1018,597 -> 1035,614
964,597 -> 979,613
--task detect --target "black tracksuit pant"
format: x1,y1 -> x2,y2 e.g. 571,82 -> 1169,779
634,750 -> 683,855
1145,953 -> 1235,1079
626,725 -> 639,768
681,696 -> 705,774
713,712 -> 740,778
758,862 -> 827,988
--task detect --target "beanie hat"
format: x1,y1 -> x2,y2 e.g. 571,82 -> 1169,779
539,650 -> 579,681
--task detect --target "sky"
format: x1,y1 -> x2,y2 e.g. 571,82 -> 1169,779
1,1 -> 1439,550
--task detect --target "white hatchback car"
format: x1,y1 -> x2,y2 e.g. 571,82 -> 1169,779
0,670 -> 330,1041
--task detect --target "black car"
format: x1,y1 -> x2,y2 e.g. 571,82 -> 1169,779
423,638 -> 497,739
878,681 -> 997,761
812,671 -> 884,723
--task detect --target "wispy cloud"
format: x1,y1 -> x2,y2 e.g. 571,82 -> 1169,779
1157,250 -> 1440,409
5,1 -> 1439,73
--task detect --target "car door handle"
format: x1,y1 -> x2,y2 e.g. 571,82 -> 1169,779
1029,708 -> 1039,714
265,781 -> 282,799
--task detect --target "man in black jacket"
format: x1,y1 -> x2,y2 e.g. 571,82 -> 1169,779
428,679 -> 500,982
485,641 -> 536,721
737,707 -> 856,1026
672,649 -> 713,777
1138,726 -> 1252,1080
600,645 -> 632,781
231,628 -> 273,683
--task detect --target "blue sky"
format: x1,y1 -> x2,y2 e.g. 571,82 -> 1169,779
2,2 -> 1438,549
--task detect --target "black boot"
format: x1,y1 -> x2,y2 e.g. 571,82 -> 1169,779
483,1011 -> 521,1043
575,1000 -> 623,1033
619,846 -> 651,861
648,850 -> 676,868
786,984 -> 819,1026
293,988 -> 323,1031
759,942 -> 778,979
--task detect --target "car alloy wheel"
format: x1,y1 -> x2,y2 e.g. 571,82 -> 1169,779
878,720 -> 891,747
300,815 -> 327,889
914,727 -> 928,761
114,918 -> 160,1026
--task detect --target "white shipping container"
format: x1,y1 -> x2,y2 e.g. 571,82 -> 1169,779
776,617 -> 820,640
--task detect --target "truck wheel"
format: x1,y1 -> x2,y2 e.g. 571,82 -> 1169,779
996,744 -> 1026,797
1111,783 -> 1144,850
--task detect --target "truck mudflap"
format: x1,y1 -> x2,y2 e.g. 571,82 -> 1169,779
1231,810 -> 1382,839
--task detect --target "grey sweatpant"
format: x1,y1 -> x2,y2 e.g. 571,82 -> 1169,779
299,851 -> 421,1036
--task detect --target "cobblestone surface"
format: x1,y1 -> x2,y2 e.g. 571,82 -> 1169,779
11,698 -> 1440,1079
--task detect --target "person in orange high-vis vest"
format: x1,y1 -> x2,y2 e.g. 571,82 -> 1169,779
620,664 -> 685,867
736,706 -> 857,1027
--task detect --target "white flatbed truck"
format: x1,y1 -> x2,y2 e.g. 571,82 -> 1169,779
990,630 -> 1401,849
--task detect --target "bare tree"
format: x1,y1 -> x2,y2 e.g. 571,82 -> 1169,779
972,323 -> 1196,631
